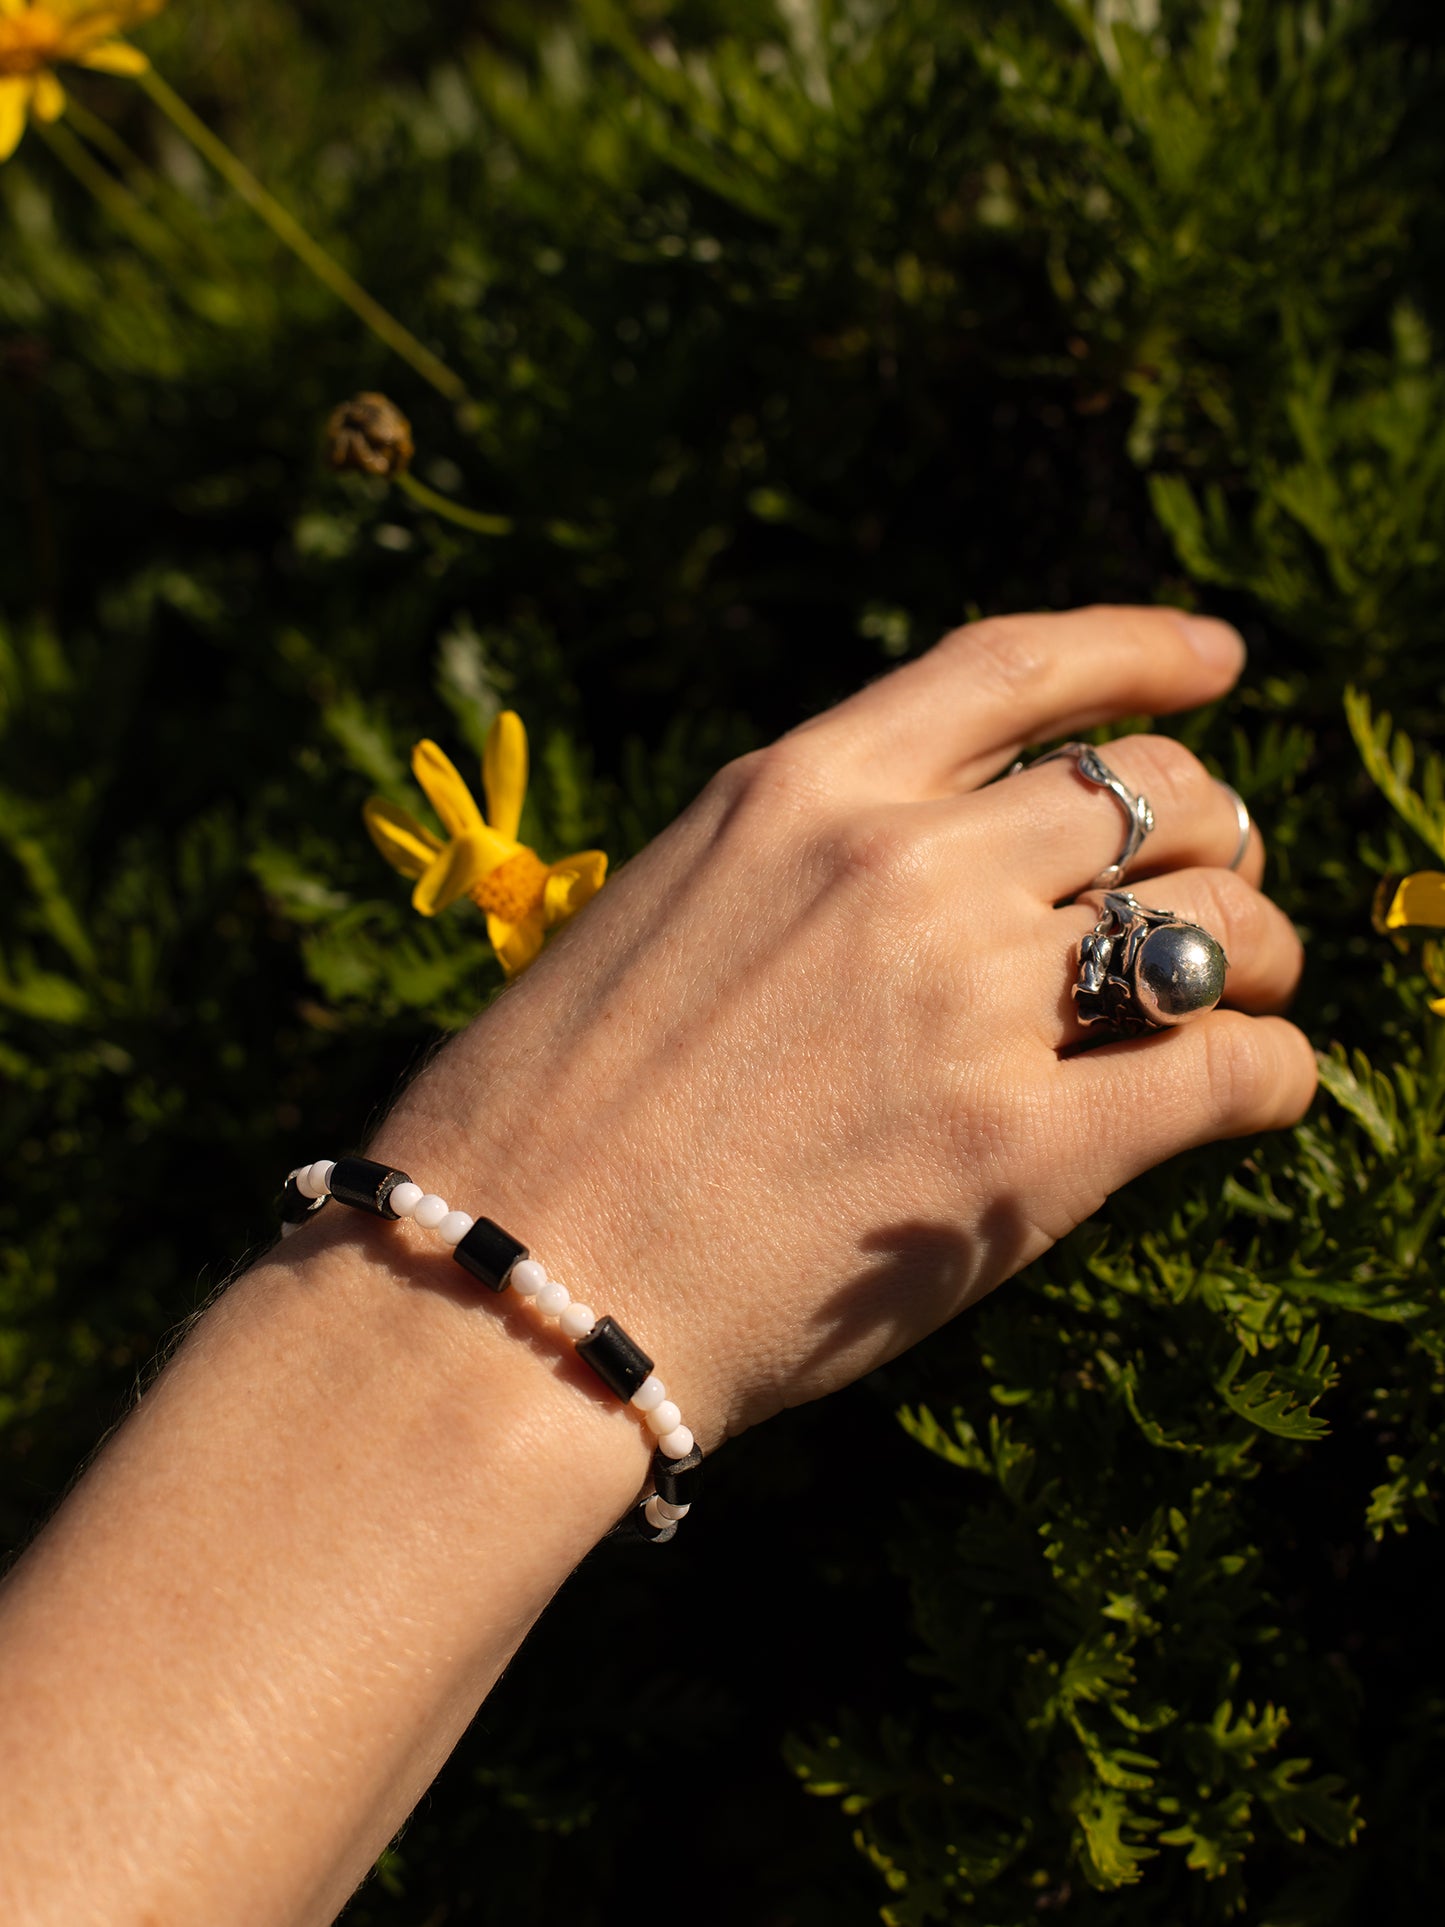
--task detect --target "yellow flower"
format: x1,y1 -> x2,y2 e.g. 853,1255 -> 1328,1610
363,711 -> 607,978
0,1 -> 162,161
1381,872 -> 1445,1016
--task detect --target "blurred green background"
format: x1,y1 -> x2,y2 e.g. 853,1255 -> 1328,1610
3,2 -> 1445,1920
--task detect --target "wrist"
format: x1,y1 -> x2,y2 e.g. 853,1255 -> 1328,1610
362,1033 -> 732,1455
269,1199 -> 653,1591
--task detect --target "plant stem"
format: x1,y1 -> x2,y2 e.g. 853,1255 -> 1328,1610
35,117 -> 180,265
136,66 -> 468,405
60,94 -> 158,194
62,94 -> 240,283
396,472 -> 513,537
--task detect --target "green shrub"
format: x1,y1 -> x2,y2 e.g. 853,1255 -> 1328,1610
2,2 -> 1442,1918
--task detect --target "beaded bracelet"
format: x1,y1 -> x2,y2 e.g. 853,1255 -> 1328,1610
279,1154 -> 702,1544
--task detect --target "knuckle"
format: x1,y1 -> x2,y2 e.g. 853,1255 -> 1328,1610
1198,874 -> 1304,988
1115,732 -> 1206,806
710,738 -> 835,825
937,616 -> 1051,706
1200,869 -> 1269,942
1200,1017 -> 1274,1125
826,811 -> 932,900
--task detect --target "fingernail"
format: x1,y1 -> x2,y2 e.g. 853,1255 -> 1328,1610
1176,613 -> 1246,673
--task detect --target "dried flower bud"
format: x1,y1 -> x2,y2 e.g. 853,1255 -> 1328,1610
324,392 -> 414,478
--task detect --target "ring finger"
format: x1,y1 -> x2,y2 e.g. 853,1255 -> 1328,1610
1036,869 -> 1304,1051
974,733 -> 1264,902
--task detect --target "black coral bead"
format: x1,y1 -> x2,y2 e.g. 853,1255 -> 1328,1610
328,1155 -> 411,1218
452,1217 -> 529,1293
280,1175 -> 323,1225
652,1443 -> 703,1506
575,1316 -> 654,1401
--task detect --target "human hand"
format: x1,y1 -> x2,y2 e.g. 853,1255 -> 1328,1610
370,606 -> 1314,1452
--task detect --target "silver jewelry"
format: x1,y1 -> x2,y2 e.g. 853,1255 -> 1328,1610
1218,782 -> 1251,872
1074,891 -> 1228,1035
1014,741 -> 1155,889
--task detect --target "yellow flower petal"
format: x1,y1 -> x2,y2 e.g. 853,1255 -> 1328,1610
1384,872 -> 1445,931
486,911 -> 546,977
363,796 -> 441,879
79,37 -> 149,75
482,709 -> 528,842
542,849 -> 608,925
411,738 -> 485,842
31,68 -> 64,119
50,2 -> 165,29
412,833 -> 489,916
1430,994 -> 1445,1017
0,79 -> 31,162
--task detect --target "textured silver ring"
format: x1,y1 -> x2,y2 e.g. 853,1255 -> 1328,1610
1013,741 -> 1155,890
1074,890 -> 1228,1036
1218,782 -> 1251,873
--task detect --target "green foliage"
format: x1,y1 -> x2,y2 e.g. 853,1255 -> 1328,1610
2,0 -> 1445,1920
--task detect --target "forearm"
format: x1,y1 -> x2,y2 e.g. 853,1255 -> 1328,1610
0,1153 -> 649,1927
0,605 -> 1315,1926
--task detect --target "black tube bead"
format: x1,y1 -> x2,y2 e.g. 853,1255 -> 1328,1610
575,1316 -> 654,1401
280,1174 -> 324,1225
328,1155 -> 411,1218
452,1217 -> 529,1293
622,1503 -> 677,1546
652,1442 -> 704,1506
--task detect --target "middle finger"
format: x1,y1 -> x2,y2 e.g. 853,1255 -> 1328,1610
972,734 -> 1264,903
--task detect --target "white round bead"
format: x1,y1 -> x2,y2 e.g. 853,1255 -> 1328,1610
646,1400 -> 682,1437
436,1211 -> 474,1247
558,1303 -> 596,1340
412,1194 -> 450,1230
655,1498 -> 690,1522
510,1258 -> 548,1297
658,1425 -> 695,1460
644,1495 -> 671,1530
311,1160 -> 336,1195
295,1163 -> 327,1201
630,1375 -> 667,1412
536,1281 -> 570,1317
388,1181 -> 424,1219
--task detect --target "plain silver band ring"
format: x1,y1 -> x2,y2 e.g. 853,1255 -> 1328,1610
1011,741 -> 1155,891
1218,782 -> 1251,872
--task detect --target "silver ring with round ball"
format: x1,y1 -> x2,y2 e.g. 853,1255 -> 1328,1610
1074,891 -> 1229,1036
1014,741 -> 1155,890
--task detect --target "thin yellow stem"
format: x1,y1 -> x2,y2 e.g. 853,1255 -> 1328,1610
136,66 -> 468,405
63,94 -> 239,281
60,94 -> 158,194
396,472 -> 513,538
35,117 -> 180,264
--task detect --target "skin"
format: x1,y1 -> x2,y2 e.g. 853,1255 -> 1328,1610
0,608 -> 1315,1926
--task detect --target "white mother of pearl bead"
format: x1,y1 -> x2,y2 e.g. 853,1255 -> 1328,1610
510,1258 -> 547,1297
536,1281 -> 570,1317
658,1425 -> 695,1459
558,1303 -> 596,1340
436,1211 -> 474,1246
387,1182 -> 424,1218
646,1400 -> 682,1437
412,1194 -> 451,1230
631,1376 -> 667,1412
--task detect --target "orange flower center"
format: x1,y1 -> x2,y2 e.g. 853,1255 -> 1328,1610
468,847 -> 549,924
0,14 -> 67,75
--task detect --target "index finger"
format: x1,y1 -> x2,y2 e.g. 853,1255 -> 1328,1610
793,605 -> 1246,798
